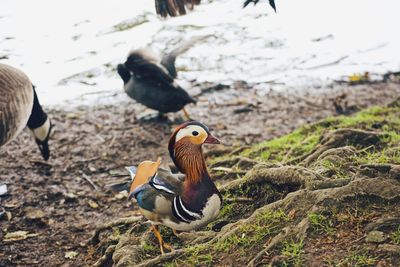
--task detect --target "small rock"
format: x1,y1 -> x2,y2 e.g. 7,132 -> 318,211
366,230 -> 386,243
0,184 -> 8,196
64,192 -> 78,200
24,207 -> 45,220
113,191 -> 128,200
65,251 -> 79,259
88,199 -> 99,209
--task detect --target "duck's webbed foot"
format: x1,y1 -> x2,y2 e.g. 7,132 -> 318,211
151,225 -> 174,254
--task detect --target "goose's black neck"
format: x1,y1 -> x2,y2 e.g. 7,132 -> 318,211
27,86 -> 48,130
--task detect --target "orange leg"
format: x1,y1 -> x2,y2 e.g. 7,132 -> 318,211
182,108 -> 192,121
151,225 -> 173,254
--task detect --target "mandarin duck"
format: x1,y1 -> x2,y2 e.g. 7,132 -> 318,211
0,63 -> 52,160
125,121 -> 222,253
154,0 -> 276,18
116,36 -> 210,120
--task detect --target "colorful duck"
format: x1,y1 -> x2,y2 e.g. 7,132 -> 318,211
126,121 -> 222,253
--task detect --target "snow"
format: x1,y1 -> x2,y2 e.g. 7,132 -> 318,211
1,0 -> 399,106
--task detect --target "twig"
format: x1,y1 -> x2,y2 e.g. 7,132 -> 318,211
82,173 -> 100,191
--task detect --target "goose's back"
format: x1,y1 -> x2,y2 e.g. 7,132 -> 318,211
0,63 -> 34,147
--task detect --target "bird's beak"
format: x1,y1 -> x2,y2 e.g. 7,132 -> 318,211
204,134 -> 221,144
36,139 -> 50,160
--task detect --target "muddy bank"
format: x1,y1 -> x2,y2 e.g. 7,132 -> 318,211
0,80 -> 400,266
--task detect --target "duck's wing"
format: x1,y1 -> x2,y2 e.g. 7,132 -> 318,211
129,166 -> 185,219
161,35 -> 212,78
149,167 -> 184,195
155,0 -> 201,18
125,49 -> 175,87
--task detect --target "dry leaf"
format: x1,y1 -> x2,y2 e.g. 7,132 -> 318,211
88,200 -> 99,209
3,231 -> 39,242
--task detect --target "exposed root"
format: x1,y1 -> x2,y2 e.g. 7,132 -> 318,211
92,245 -> 116,267
364,217 -> 400,232
89,216 -> 142,245
303,129 -> 384,166
221,164 -> 325,195
136,249 -> 185,267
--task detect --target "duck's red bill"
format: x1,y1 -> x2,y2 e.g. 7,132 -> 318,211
204,134 -> 220,144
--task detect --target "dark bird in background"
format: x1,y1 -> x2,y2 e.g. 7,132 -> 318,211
0,63 -> 52,160
155,0 -> 276,18
117,36 -> 209,120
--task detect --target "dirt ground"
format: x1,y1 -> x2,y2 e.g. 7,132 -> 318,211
1,80 -> 400,266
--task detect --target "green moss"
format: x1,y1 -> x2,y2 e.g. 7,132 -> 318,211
169,244 -> 212,267
390,226 -> 400,244
336,251 -> 377,267
308,213 -> 335,236
214,210 -> 289,253
281,239 -> 304,267
241,127 -> 321,162
142,242 -> 157,253
208,103 -> 400,169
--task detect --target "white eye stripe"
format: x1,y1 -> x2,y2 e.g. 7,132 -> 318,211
175,125 -> 207,143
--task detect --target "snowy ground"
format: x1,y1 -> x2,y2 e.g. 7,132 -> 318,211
1,0 -> 399,106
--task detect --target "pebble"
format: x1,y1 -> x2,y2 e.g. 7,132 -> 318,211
366,230 -> 386,243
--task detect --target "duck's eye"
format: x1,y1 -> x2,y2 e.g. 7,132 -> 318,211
192,131 -> 199,136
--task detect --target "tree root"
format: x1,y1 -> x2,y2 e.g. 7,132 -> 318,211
89,216 -> 142,245
135,249 -> 185,267
303,129 -> 385,166
93,245 -> 116,267
221,164 -> 326,195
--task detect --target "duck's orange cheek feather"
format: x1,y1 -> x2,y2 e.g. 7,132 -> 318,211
189,132 -> 207,145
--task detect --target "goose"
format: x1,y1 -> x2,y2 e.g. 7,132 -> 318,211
155,0 -> 276,17
0,63 -> 52,160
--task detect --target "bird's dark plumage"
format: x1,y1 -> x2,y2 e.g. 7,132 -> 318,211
0,63 -> 52,160
154,0 -> 276,17
118,37 -> 210,114
155,0 -> 201,18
